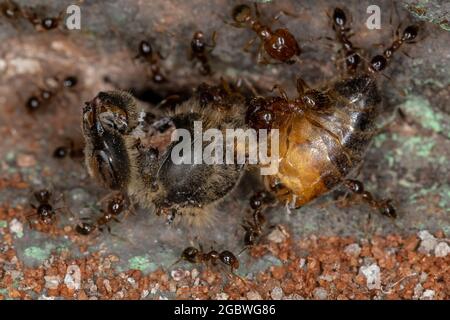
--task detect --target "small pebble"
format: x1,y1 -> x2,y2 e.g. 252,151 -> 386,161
9,219 -> 23,238
171,269 -> 185,281
246,291 -> 262,300
267,226 -> 288,243
344,243 -> 361,256
270,286 -> 284,300
420,289 -> 435,300
64,265 -> 81,290
434,242 -> 449,257
417,230 -> 438,255
215,292 -> 229,300
16,154 -> 36,168
313,287 -> 328,300
359,263 -> 381,290
44,275 -> 60,289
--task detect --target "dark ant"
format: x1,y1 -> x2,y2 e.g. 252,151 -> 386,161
229,3 -> 300,64
27,189 -> 64,227
241,191 -> 272,248
369,24 -> 419,73
189,31 -> 217,75
344,179 -> 396,218
173,246 -> 243,281
22,6 -> 65,31
25,76 -> 78,112
136,40 -> 167,83
329,7 -> 361,74
53,138 -> 84,159
0,0 -> 22,19
75,192 -> 131,235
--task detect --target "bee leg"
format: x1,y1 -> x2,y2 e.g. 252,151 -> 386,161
344,179 -> 397,218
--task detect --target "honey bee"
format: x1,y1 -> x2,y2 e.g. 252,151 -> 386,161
82,84 -> 246,226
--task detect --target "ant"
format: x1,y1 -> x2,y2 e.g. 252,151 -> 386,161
53,138 -> 84,160
27,189 -> 64,228
0,0 -> 22,20
228,3 -> 300,64
75,192 -> 131,235
189,31 -> 217,75
22,6 -> 66,31
173,246 -> 243,281
136,40 -> 167,83
329,7 -> 361,74
25,75 -> 78,112
369,24 -> 419,73
241,191 -> 273,248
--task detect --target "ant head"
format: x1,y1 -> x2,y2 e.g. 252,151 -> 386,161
232,4 -> 252,23
26,96 -> 40,112
192,31 -> 204,41
402,25 -> 419,43
369,55 -> 387,73
181,247 -> 199,262
139,40 -> 153,57
41,17 -> 57,30
332,7 -> 347,28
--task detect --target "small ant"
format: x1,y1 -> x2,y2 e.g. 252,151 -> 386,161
136,40 -> 167,83
173,246 -> 242,280
229,3 -> 300,64
369,24 -> 419,73
25,76 -> 78,112
241,191 -> 272,247
75,192 -> 131,235
189,31 -> 217,75
344,179 -> 396,218
330,7 -> 361,74
53,138 -> 84,159
27,189 -> 64,227
0,0 -> 22,19
22,6 -> 65,31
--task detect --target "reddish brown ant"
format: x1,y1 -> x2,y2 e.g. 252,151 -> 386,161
27,189 -> 65,228
75,192 -> 131,235
0,0 -> 22,19
22,5 -> 66,31
172,246 -> 243,281
241,191 -> 273,247
228,3 -> 300,64
189,31 -> 217,75
329,7 -> 361,74
369,24 -> 419,73
25,75 -> 78,112
53,138 -> 84,160
136,40 -> 167,83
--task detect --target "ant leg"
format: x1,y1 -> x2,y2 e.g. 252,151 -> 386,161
271,84 -> 288,100
243,36 -> 258,52
344,179 -> 397,218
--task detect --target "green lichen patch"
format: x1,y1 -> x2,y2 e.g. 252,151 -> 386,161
23,244 -> 55,263
128,255 -> 155,272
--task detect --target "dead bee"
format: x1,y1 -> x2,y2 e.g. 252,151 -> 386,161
27,189 -> 64,227
189,31 -> 217,75
82,84 -> 246,227
228,3 -> 301,64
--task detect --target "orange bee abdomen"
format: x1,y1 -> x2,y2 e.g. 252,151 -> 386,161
266,75 -> 382,207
